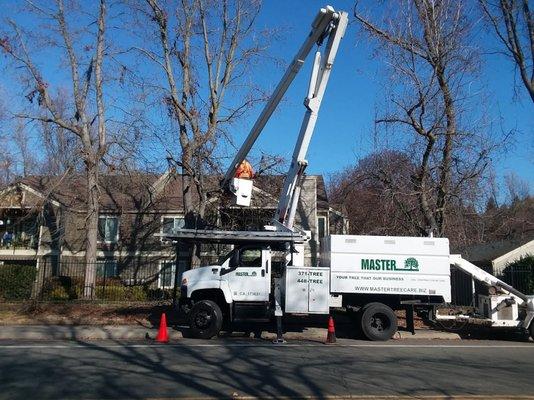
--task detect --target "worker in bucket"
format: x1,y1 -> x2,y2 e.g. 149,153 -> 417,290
235,160 -> 254,179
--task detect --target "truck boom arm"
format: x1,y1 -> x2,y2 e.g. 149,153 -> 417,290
275,12 -> 347,228
221,6 -> 348,229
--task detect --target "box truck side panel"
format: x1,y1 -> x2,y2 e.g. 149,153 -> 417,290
284,266 -> 330,314
323,235 -> 452,302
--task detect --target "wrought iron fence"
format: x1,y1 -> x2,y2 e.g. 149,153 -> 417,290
0,258 -> 185,302
500,264 -> 534,295
451,263 -> 534,306
2,257 -> 533,304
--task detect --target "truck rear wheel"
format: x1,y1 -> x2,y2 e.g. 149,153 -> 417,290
189,300 -> 223,339
360,302 -> 397,341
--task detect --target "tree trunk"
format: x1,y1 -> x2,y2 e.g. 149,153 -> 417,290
83,162 -> 99,299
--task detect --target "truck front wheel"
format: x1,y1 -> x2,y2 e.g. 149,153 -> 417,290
360,302 -> 397,341
189,300 -> 223,339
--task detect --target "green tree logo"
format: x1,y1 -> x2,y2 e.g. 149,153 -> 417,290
404,258 -> 419,271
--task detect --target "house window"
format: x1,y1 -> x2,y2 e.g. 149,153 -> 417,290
318,216 -> 328,239
96,259 -> 118,278
161,216 -> 185,240
158,260 -> 176,289
98,216 -> 119,243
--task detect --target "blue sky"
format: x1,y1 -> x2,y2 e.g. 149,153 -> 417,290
1,0 -> 532,195
239,1 -> 533,190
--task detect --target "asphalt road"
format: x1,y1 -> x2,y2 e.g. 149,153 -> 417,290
1,338 -> 534,399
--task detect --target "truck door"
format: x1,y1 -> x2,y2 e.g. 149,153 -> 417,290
221,246 -> 271,302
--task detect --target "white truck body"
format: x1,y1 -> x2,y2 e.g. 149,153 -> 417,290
178,233 -> 534,340
183,234 -> 452,313
322,235 -> 451,303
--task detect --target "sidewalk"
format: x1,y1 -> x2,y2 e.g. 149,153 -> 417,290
0,324 -> 461,341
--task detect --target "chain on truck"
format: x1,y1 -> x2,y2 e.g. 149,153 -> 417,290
160,5 -> 534,342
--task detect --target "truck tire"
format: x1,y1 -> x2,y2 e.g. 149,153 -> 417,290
189,300 -> 223,339
360,302 -> 397,341
530,321 -> 534,341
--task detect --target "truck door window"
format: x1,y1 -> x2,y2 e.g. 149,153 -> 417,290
240,248 -> 262,268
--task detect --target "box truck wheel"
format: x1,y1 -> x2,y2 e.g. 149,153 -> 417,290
189,300 -> 223,339
530,321 -> 534,341
360,302 -> 397,341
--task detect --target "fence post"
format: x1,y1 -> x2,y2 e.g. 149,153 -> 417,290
102,261 -> 106,301
39,259 -> 47,301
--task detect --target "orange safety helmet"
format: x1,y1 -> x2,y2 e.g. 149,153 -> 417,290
235,160 -> 254,179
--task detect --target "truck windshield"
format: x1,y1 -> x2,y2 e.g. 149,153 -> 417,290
216,247 -> 262,267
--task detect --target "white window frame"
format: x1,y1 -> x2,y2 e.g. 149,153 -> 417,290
158,260 -> 176,289
98,215 -> 120,244
160,215 -> 185,242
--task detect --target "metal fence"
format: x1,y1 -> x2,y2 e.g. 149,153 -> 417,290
0,258 -> 185,302
2,258 -> 533,304
451,264 -> 534,306
500,264 -> 534,295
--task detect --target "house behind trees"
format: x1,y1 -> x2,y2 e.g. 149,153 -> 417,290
0,173 -> 347,300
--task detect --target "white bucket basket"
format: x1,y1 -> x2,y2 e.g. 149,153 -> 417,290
232,178 -> 253,207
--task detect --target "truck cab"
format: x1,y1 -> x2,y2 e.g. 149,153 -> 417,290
180,245 -> 272,339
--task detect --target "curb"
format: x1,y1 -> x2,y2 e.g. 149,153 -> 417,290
0,325 -> 461,341
393,330 -> 461,340
0,325 -> 178,341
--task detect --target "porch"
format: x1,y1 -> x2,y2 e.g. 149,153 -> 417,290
0,208 -> 39,252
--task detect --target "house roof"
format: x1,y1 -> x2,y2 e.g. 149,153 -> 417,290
15,174 -> 186,212
5,173 -> 331,213
460,236 -> 534,263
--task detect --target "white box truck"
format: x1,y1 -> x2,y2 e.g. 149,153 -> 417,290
176,233 -> 534,341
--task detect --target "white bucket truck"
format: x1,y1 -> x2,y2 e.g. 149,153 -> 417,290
176,233 -> 533,341
178,233 -> 457,341
165,5 -> 534,341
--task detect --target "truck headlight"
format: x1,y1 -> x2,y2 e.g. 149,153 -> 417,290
181,277 -> 188,286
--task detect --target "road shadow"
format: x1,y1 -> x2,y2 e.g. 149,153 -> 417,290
2,332 -> 534,399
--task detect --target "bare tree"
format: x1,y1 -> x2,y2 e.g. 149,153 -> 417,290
131,0 -> 269,264
329,150 -> 422,237
505,171 -> 531,202
39,91 -> 81,176
1,0 -> 108,297
13,121 -> 38,177
354,0 -> 495,237
480,0 -> 534,102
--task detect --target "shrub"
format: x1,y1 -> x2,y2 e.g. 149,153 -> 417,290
146,288 -> 177,301
48,286 -> 70,301
502,254 -> 534,295
0,264 -> 37,301
95,285 -> 148,301
41,276 -> 80,301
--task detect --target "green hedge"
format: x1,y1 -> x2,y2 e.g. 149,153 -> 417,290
0,264 -> 37,300
95,285 -> 148,301
42,276 -> 82,300
40,276 -> 173,301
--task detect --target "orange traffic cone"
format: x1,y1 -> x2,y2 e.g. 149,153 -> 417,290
156,312 -> 169,343
325,315 -> 336,344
